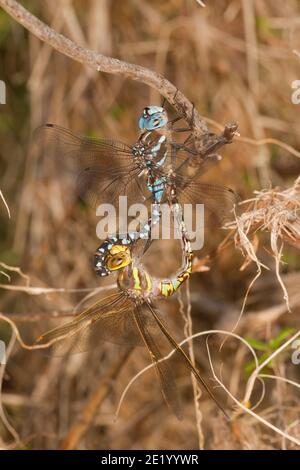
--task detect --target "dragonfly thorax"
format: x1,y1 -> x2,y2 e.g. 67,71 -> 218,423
117,264 -> 154,300
133,130 -> 169,168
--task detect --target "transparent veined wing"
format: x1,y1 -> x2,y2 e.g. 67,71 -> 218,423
133,304 -> 182,419
145,143 -> 236,227
35,124 -> 146,208
36,292 -> 145,354
168,137 -> 237,226
176,180 -> 237,225
146,301 -> 229,418
36,291 -> 183,418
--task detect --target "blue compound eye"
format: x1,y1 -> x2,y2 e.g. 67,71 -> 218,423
138,106 -> 168,130
138,116 -> 146,129
146,117 -> 159,129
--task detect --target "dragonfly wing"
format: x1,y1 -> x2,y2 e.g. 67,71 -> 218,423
75,165 -> 146,208
146,302 -> 229,418
36,124 -> 145,207
175,180 -> 237,226
133,304 -> 182,419
36,292 -> 145,355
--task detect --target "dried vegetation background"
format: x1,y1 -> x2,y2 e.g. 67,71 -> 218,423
1,0 -> 300,450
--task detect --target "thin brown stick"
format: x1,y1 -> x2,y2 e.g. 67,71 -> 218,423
0,0 -> 208,136
0,311 -> 79,322
59,348 -> 132,450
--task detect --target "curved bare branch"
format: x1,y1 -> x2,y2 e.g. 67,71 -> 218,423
0,0 -> 209,135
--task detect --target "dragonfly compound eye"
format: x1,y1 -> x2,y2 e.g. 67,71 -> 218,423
139,105 -> 168,130
106,245 -> 132,271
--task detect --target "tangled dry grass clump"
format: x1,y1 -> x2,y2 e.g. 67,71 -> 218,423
227,176 -> 300,312
0,0 -> 300,451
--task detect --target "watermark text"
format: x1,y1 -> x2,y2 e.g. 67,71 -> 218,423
0,340 -> 6,365
95,197 -> 205,250
291,80 -> 300,104
291,339 -> 300,365
0,80 -> 6,104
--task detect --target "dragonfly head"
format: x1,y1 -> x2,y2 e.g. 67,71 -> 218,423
94,242 -> 132,276
106,245 -> 132,271
138,106 -> 168,131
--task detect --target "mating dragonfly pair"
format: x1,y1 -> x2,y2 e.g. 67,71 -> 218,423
36,105 -> 238,418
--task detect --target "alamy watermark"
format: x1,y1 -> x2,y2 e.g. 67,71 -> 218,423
291,339 -> 300,365
0,80 -> 6,104
95,197 -> 205,250
0,340 -> 6,365
291,80 -> 300,104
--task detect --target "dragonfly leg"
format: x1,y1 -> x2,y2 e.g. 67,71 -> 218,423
183,133 -> 193,145
190,102 -> 195,127
171,142 -> 198,156
170,143 -> 178,170
168,115 -> 182,126
170,104 -> 195,133
171,127 -> 192,133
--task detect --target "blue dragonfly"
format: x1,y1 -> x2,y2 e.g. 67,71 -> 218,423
36,106 -> 237,230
